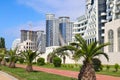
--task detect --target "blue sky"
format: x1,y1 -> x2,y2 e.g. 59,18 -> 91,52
0,0 -> 85,49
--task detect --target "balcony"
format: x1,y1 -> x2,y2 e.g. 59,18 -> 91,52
101,19 -> 107,23
101,12 -> 106,16
101,26 -> 105,29
115,10 -> 120,14
116,0 -> 120,5
101,33 -> 105,37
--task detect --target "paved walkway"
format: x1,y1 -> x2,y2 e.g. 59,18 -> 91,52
16,64 -> 120,80
0,71 -> 18,80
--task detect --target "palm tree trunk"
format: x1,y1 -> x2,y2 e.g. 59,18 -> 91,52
78,62 -> 96,80
63,56 -> 66,64
9,62 -> 12,67
26,64 -> 33,72
9,62 -> 15,68
1,59 -> 6,66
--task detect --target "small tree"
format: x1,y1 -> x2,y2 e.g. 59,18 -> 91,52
56,51 -> 69,64
20,50 -> 42,72
106,65 -> 110,71
0,48 -> 6,66
8,49 -> 18,68
37,57 -> 45,66
53,57 -> 61,67
92,58 -> 102,71
47,52 -> 57,63
18,57 -> 24,64
114,63 -> 119,72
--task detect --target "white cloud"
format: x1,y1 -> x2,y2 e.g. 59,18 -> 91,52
17,0 -> 86,20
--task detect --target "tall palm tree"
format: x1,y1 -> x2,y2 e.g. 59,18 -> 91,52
8,49 -> 17,68
20,50 -> 42,72
56,34 -> 109,80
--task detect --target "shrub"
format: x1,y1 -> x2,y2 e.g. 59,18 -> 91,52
92,58 -> 102,71
114,63 -> 119,72
33,62 -> 36,64
18,58 -> 24,64
100,65 -> 104,71
5,57 -> 9,62
106,65 -> 110,71
53,57 -> 61,67
37,57 -> 45,66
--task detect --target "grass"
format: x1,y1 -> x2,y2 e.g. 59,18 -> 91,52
37,63 -> 120,77
37,63 -> 81,71
0,66 -> 77,80
97,67 -> 120,77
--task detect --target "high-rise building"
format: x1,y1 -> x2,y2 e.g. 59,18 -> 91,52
46,14 -> 73,47
59,17 -> 73,45
84,0 -> 107,44
72,15 -> 88,42
73,0 -> 107,44
19,30 -> 46,52
106,0 -> 120,22
37,30 -> 46,52
21,30 -> 37,43
46,14 -> 59,47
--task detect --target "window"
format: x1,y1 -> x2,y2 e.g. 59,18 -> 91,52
118,27 -> 120,51
108,29 -> 114,52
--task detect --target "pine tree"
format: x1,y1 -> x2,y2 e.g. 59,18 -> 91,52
0,37 -> 5,48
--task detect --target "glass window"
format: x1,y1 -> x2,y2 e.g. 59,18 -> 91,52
118,27 -> 120,51
108,29 -> 114,52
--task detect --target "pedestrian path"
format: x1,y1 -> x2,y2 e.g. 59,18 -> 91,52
16,64 -> 120,80
0,71 -> 18,80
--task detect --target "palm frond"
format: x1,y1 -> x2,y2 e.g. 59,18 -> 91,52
92,51 -> 109,61
55,45 -> 77,53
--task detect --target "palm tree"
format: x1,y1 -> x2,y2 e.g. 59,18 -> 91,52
47,52 -> 57,63
72,53 -> 79,64
20,50 -> 42,72
8,49 -> 17,68
56,34 -> 109,80
0,48 -> 6,66
55,51 -> 69,64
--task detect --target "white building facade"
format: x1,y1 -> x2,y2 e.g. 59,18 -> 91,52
102,19 -> 120,64
12,39 -> 20,50
73,15 -> 88,42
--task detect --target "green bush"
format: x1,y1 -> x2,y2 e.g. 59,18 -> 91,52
4,57 -> 9,62
92,58 -> 102,71
100,65 -> 104,71
37,57 -> 45,66
53,57 -> 61,67
114,63 -> 119,72
106,65 -> 110,71
0,57 -> 2,62
18,58 -> 24,64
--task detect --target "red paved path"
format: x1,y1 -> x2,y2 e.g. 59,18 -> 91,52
16,64 -> 120,80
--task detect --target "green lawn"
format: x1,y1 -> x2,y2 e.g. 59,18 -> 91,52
97,68 -> 120,77
38,63 -> 81,71
37,63 -> 120,77
0,66 -> 77,80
